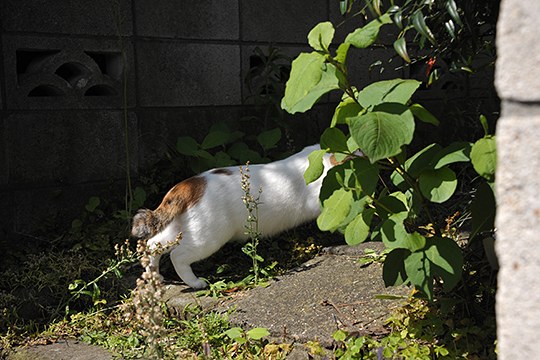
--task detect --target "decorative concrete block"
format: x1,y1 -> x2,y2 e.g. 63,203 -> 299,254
135,0 -> 239,40
5,111 -> 138,186
241,0 -> 328,43
136,41 -> 241,107
496,1 -> 540,101
1,0 -> 132,36
3,35 -> 135,110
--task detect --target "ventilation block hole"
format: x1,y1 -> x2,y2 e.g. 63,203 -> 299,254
28,85 -> 65,97
55,62 -> 90,83
84,84 -> 117,96
16,49 -> 61,78
85,51 -> 123,80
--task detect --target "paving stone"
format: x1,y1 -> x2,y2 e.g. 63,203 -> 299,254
136,41 -> 241,107
5,111 -> 137,186
2,35 -> 135,110
135,0 -> 239,40
241,0 -> 329,43
7,339 -> 113,360
1,0 -> 132,36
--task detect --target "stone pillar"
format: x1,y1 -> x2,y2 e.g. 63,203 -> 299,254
495,1 -> 540,358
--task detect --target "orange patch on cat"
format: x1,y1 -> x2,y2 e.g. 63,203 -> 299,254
154,176 -> 207,223
211,168 -> 233,175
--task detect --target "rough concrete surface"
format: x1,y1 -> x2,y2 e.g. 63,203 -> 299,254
8,243 -> 407,359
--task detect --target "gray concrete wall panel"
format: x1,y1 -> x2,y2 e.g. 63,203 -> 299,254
5,111 -> 137,186
135,0 -> 239,40
136,41 -> 241,107
1,0 -> 133,36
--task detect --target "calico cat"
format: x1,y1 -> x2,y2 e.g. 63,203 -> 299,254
131,144 -> 335,289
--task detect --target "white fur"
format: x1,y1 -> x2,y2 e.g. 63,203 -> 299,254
139,144 -> 333,289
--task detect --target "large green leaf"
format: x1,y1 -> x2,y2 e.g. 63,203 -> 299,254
425,236 -> 463,291
470,136 -> 497,181
345,13 -> 392,49
351,158 -> 379,195
308,21 -> 335,51
281,52 -> 325,114
176,136 -> 200,156
257,128 -> 281,151
470,181 -> 496,239
201,130 -> 231,149
383,248 -> 409,287
357,79 -> 421,109
418,167 -> 457,203
304,149 -> 327,185
349,104 -> 415,163
317,188 -> 353,231
404,250 -> 434,300
320,127 -> 349,153
345,208 -> 375,245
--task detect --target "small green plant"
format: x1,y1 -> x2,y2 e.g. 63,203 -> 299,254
240,162 -> 265,286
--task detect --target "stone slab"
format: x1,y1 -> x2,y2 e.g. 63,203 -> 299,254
136,41 -> 241,107
3,35 -> 135,110
1,0 -> 132,36
495,103 -> 540,359
496,1 -> 540,101
163,243 -> 408,348
241,0 -> 329,43
7,339 -> 113,360
5,111 -> 137,186
135,0 -> 239,40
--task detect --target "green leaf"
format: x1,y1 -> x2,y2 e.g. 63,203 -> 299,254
381,212 -> 426,251
470,181 -> 496,239
357,79 -> 421,109
176,136 -> 200,156
393,37 -> 410,63
404,250 -> 434,300
404,143 -> 442,177
132,187 -> 147,209
257,128 -> 282,150
430,142 -> 471,169
409,103 -> 439,126
334,42 -> 351,64
85,196 -> 101,212
282,53 -> 340,114
201,130 -> 230,149
345,208 -> 375,245
304,149 -> 326,185
383,248 -> 409,287
445,0 -> 462,26
425,236 -> 463,291
418,167 -> 457,203
349,104 -> 415,163
331,97 -> 363,127
228,142 -> 262,164
345,14 -> 392,49
308,22 -> 335,52
479,114 -> 489,136
317,188 -> 353,231
412,10 -> 436,45
320,127 -> 348,153
246,327 -> 270,340
225,327 -> 244,340
376,194 -> 408,219
352,158 -> 379,195
470,136 -> 497,180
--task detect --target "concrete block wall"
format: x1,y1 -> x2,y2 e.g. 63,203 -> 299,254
1,1 -> 370,238
0,1 -> 495,240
